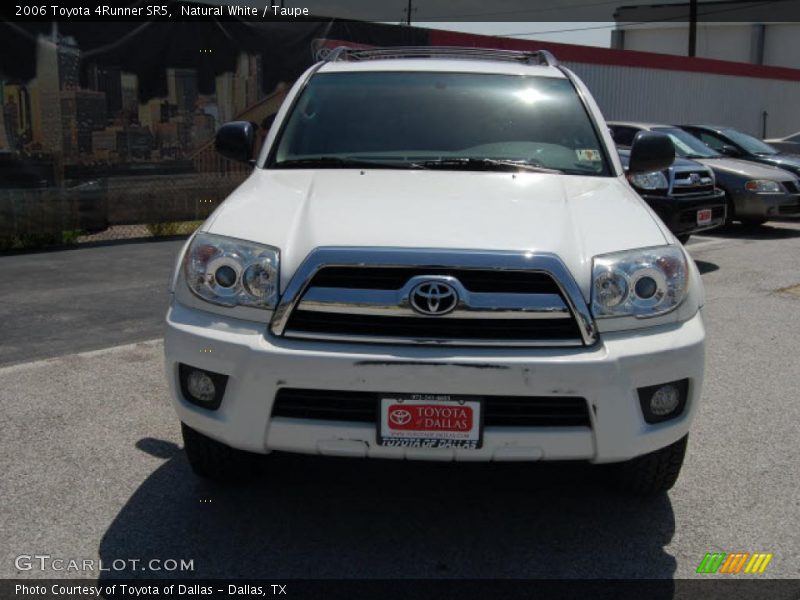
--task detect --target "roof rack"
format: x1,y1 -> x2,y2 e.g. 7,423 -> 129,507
325,46 -> 558,67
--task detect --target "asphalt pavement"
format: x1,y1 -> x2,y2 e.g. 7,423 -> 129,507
0,239 -> 184,367
1,224 -> 800,580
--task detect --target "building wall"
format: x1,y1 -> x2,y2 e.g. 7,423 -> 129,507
618,23 -> 800,70
763,23 -> 800,70
565,61 -> 800,138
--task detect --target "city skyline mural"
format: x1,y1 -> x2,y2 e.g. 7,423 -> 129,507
0,19 -> 428,245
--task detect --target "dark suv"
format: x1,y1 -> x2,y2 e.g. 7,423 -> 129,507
617,148 -> 725,243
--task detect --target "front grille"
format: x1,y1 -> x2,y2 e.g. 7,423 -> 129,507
272,388 -> 591,428
272,249 -> 595,347
286,310 -> 582,341
309,266 -> 561,294
783,180 -> 800,194
671,169 -> 715,195
678,205 -> 726,224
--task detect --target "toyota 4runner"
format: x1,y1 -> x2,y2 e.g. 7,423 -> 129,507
165,47 -> 705,495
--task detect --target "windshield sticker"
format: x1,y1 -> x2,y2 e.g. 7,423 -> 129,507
576,149 -> 602,162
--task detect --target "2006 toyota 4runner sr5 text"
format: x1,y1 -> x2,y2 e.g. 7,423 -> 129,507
165,47 -> 704,495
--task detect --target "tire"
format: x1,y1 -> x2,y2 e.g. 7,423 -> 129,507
181,422 -> 259,481
676,234 -> 691,244
610,435 -> 688,496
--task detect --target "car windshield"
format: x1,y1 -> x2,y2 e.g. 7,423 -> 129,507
653,127 -> 721,159
269,71 -> 610,176
721,128 -> 779,155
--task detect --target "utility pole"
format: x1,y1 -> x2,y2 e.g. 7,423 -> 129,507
406,0 -> 412,26
689,0 -> 698,57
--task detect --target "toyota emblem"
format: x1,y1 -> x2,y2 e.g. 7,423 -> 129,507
389,408 -> 412,426
409,280 -> 459,316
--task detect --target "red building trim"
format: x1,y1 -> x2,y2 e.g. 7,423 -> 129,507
428,29 -> 800,82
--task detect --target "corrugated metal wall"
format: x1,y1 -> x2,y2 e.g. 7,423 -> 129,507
565,61 -> 800,138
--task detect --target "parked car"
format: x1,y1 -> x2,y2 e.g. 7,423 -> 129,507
610,122 -> 800,226
763,131 -> 800,155
679,124 -> 800,178
166,47 -> 706,495
617,147 -> 725,243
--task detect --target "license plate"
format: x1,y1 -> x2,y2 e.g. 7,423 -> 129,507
697,208 -> 713,225
377,394 -> 483,449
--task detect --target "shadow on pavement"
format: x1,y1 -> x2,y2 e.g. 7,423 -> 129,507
709,222 -> 800,240
98,440 -> 678,582
694,260 -> 720,275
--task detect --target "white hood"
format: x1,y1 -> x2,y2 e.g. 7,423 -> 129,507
205,168 -> 669,299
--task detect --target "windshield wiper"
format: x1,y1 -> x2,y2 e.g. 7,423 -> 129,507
274,157 -> 417,169
410,157 -> 562,173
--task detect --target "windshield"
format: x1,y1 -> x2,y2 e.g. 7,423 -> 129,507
653,127 -> 720,158
269,71 -> 611,176
721,128 -> 779,155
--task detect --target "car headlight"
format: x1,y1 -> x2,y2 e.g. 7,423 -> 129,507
592,245 -> 688,318
183,232 -> 279,309
628,171 -> 669,191
745,180 -> 782,193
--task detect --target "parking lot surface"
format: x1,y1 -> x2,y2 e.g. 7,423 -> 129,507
0,239 -> 184,367
2,223 -> 800,579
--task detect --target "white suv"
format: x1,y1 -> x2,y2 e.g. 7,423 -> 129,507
165,47 -> 705,495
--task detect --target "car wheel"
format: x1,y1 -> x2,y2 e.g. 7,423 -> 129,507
610,435 -> 688,496
181,422 -> 259,480
677,234 -> 691,244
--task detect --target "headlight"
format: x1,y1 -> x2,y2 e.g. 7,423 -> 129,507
592,246 -> 688,318
628,171 -> 668,191
745,180 -> 782,193
183,232 -> 279,309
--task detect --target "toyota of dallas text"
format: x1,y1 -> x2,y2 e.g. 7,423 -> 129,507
165,47 -> 705,495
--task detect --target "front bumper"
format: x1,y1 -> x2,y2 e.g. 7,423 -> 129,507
731,189 -> 800,219
165,300 -> 705,464
641,189 -> 726,236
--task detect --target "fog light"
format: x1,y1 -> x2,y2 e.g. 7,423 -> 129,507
637,379 -> 688,424
178,364 -> 228,410
187,370 -> 216,403
650,384 -> 680,416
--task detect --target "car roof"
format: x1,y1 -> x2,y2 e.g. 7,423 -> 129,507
680,124 -> 727,131
607,121 -> 675,130
317,59 -> 565,78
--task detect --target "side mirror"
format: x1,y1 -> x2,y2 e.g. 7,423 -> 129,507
215,121 -> 256,164
719,144 -> 740,157
628,131 -> 675,174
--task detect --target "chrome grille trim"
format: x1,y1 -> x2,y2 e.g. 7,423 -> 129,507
269,248 -> 597,346
297,277 -> 570,320
670,166 -> 715,195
